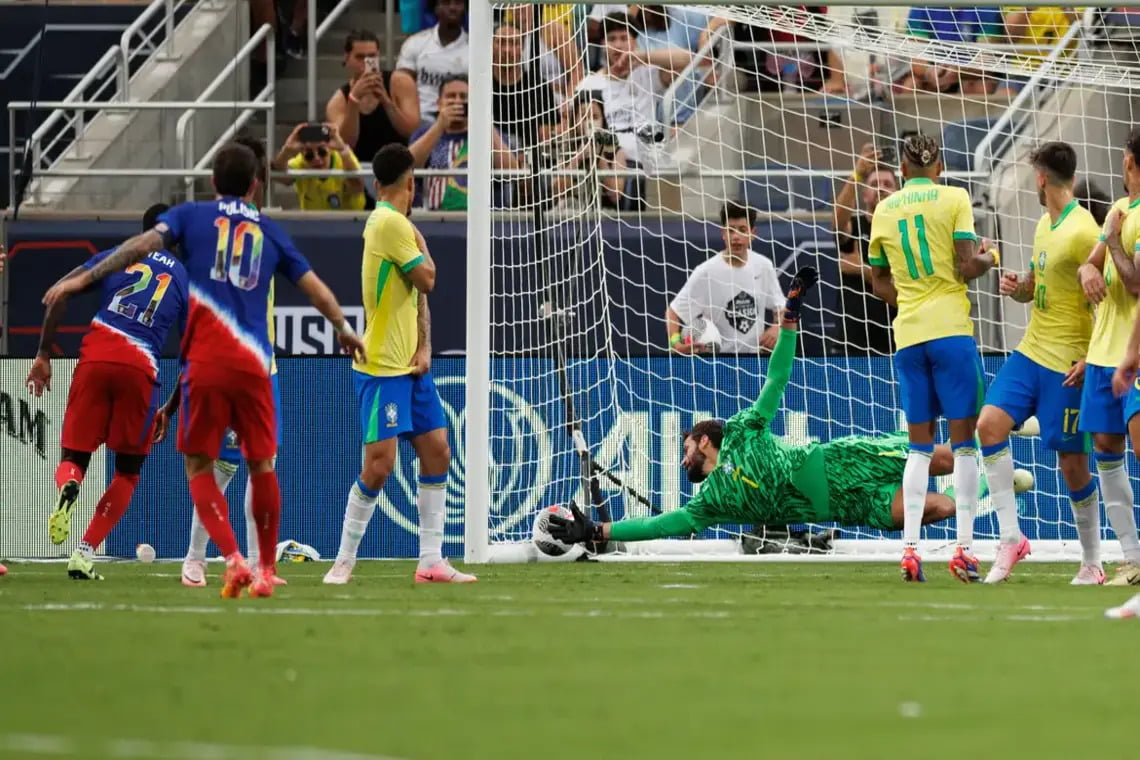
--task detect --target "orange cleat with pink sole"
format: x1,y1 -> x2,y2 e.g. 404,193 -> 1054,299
899,547 -> 925,582
415,559 -> 477,584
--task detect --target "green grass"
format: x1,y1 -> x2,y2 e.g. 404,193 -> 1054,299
1,560 -> 1138,759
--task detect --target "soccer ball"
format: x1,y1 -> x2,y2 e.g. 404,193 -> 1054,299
135,543 -> 156,563
683,317 -> 722,348
532,505 -> 574,557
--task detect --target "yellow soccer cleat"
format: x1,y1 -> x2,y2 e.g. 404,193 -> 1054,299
48,480 -> 81,545
1107,561 -> 1140,586
67,550 -> 103,581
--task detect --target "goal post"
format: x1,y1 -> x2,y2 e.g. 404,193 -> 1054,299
464,1 -> 1140,563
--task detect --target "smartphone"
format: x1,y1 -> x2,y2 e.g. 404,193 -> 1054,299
298,123 -> 330,143
363,55 -> 379,74
879,146 -> 897,166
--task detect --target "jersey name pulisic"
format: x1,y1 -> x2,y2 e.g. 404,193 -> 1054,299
159,199 -> 311,377
1086,196 -> 1140,368
867,178 -> 977,349
354,201 -> 426,377
78,249 -> 189,382
1017,200 -> 1098,373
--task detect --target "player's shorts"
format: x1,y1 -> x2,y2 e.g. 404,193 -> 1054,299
894,335 -> 986,425
1079,363 -> 1127,436
353,370 -> 446,444
219,373 -> 283,464
821,433 -> 908,531
61,360 -> 160,456
985,351 -> 1089,453
178,361 -> 277,460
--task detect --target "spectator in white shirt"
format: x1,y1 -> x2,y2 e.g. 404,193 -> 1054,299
667,202 -> 786,355
396,0 -> 470,122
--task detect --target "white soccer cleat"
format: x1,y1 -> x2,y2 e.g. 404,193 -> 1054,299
1070,563 -> 1106,586
1105,593 -> 1140,619
1013,468 -> 1034,493
181,559 -> 207,588
415,559 -> 477,584
322,559 -> 354,585
1013,416 -> 1041,438
983,536 -> 1031,583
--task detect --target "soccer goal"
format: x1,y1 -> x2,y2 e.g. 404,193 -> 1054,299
464,2 -> 1140,563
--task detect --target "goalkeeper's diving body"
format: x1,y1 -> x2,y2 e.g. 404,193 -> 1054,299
549,269 -> 1027,547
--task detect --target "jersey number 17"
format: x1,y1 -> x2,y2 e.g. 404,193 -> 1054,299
213,218 -> 263,291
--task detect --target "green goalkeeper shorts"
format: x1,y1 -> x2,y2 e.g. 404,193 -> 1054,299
820,433 -> 910,531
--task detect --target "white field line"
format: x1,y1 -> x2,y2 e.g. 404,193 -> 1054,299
0,733 -> 408,760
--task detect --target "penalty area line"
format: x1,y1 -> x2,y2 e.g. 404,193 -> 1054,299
0,733 -> 409,760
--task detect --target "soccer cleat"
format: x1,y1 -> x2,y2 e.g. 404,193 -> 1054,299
219,555 -> 253,599
322,559 -> 354,585
48,479 -> 80,545
948,546 -> 980,583
0,562 -> 7,577
249,573 -> 275,598
1070,564 -> 1106,586
983,536 -> 1032,583
1105,594 -> 1140,619
899,547 -> 925,582
1106,561 -> 1140,586
67,550 -> 103,581
415,559 -> 478,584
180,559 -> 207,588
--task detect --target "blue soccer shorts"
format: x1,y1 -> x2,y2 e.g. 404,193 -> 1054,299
985,351 -> 1088,453
1080,363 -> 1128,436
354,370 -> 447,444
219,372 -> 283,463
894,335 -> 986,425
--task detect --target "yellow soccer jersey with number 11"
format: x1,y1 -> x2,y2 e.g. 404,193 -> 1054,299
1086,196 -> 1140,368
867,178 -> 977,350
1017,200 -> 1098,373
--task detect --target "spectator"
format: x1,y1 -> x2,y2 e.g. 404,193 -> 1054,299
250,0 -> 308,60
637,5 -> 708,52
832,144 -> 898,356
1004,6 -> 1079,56
396,0 -> 470,122
409,76 -> 524,211
666,202 -> 786,355
575,13 -> 694,165
326,29 -> 419,187
493,23 -> 561,152
1076,178 -> 1112,226
499,4 -> 584,96
552,92 -> 629,208
902,7 -> 1005,94
272,123 -> 366,211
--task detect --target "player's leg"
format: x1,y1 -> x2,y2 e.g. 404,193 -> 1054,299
183,433 -> 241,587
888,488 -> 954,528
231,373 -> 282,597
67,452 -> 145,581
894,342 -> 937,582
246,374 -> 283,578
51,362 -> 110,544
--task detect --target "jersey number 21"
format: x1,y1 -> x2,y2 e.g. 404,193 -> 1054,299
213,218 -> 262,291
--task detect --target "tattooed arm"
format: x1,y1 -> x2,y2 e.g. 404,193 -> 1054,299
412,295 -> 431,376
42,229 -> 165,307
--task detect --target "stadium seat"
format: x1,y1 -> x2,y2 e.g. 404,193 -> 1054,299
941,117 -> 1018,173
739,161 -> 834,213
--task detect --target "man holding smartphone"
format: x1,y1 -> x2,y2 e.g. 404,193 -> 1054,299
272,122 -> 366,211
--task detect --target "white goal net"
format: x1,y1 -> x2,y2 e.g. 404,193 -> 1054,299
464,2 -> 1140,563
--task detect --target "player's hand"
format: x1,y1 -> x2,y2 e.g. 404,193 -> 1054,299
339,331 -> 367,364
1113,354 -> 1139,398
547,502 -> 602,544
26,356 -> 51,396
1105,208 -> 1124,245
42,277 -> 82,308
1063,359 -> 1087,389
411,346 -> 431,376
1079,262 -> 1107,304
152,405 -> 175,443
998,271 -> 1021,296
782,266 -> 818,323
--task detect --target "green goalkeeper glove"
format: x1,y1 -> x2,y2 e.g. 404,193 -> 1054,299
783,266 -> 818,323
547,502 -> 603,544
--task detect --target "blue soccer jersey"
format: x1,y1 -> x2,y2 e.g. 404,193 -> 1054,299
78,248 -> 189,381
158,199 -> 312,378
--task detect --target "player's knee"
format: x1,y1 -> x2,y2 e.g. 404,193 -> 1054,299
974,411 -> 1008,448
361,452 -> 395,489
61,448 -> 92,475
1058,455 -> 1091,490
184,454 -> 214,479
113,453 -> 146,477
247,458 -> 275,475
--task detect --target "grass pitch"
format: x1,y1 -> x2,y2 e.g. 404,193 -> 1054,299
1,560 -> 1137,760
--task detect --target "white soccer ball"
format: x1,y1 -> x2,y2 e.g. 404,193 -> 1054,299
135,543 -> 156,564
684,317 -> 722,348
532,505 -> 574,557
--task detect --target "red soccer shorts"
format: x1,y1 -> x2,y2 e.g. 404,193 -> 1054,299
61,360 -> 160,455
178,361 -> 277,461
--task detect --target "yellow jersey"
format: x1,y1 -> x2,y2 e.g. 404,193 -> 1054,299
1002,6 -> 1080,57
1087,195 -> 1140,367
867,178 -> 977,350
1017,200 -> 1097,373
354,201 -> 425,377
288,150 -> 366,211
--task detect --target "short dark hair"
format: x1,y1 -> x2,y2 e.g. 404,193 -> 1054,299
232,130 -> 268,184
902,133 -> 940,169
721,201 -> 756,227
1076,178 -> 1112,226
1030,141 -> 1077,184
212,142 -> 257,197
602,12 -> 639,39
373,143 -> 416,186
344,29 -> 380,53
439,74 -> 468,94
683,419 -> 724,449
142,203 -> 169,231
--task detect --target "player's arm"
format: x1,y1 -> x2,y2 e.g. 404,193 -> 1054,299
42,230 -> 164,306
1113,302 -> 1140,396
28,264 -> 93,395
1102,209 -> 1140,295
294,271 -> 367,362
866,211 -> 898,304
411,295 -> 432,375
152,372 -> 183,443
406,224 -> 437,293
548,502 -> 715,544
955,236 -> 998,281
999,268 -> 1034,303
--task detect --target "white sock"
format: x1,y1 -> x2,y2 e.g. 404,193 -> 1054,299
981,443 -> 1019,543
1097,454 -> 1140,563
417,476 -> 446,569
243,476 -> 258,566
902,447 -> 932,549
186,460 -> 239,561
1068,479 -> 1100,566
335,478 -> 378,564
77,541 -> 94,560
952,443 -> 978,550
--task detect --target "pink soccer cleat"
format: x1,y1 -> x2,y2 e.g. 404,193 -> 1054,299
0,562 -> 7,577
220,555 -> 253,599
900,547 -> 925,582
948,546 -> 980,583
181,558 -> 207,588
1105,593 -> 1140,619
322,559 -> 354,585
249,572 -> 275,598
983,536 -> 1032,583
1071,563 -> 1106,586
415,559 -> 477,584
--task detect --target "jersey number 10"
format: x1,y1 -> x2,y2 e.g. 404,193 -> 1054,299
897,215 -> 934,279
213,218 -> 262,291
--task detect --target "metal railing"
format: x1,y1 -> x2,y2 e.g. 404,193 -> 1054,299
660,25 -> 731,128
306,0 -> 361,121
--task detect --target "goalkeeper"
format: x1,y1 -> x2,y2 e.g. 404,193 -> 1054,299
550,268 -> 1017,552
